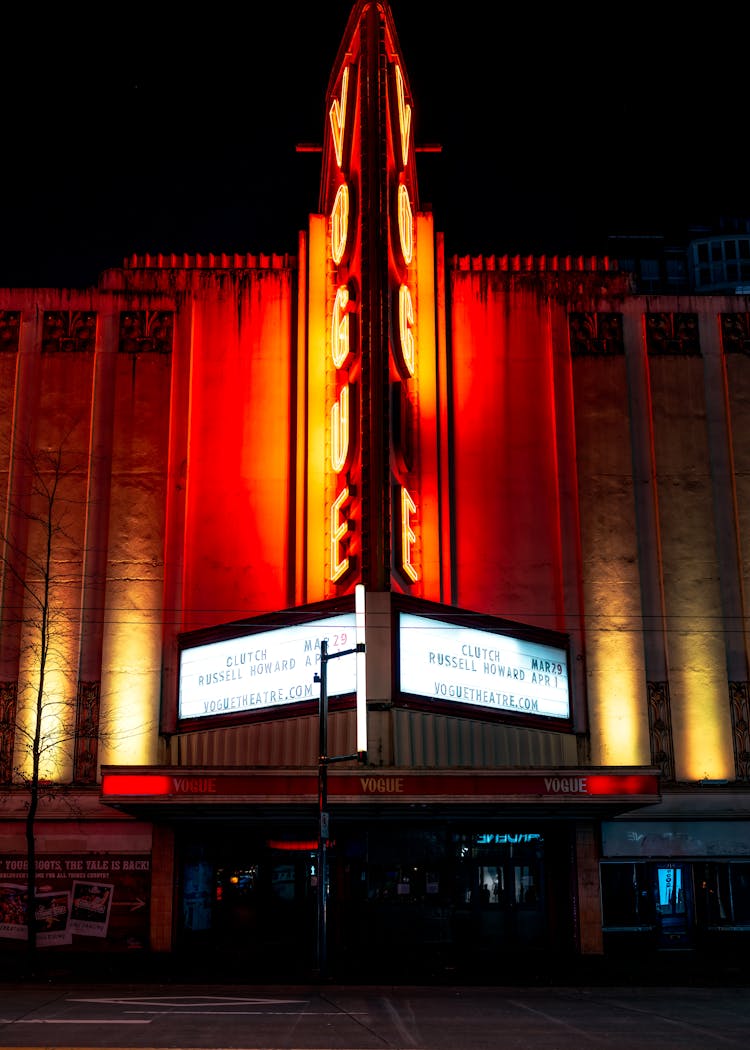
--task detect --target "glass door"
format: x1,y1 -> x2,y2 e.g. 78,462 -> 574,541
655,863 -> 693,948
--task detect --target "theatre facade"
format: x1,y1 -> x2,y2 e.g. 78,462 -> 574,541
1,1 -> 749,976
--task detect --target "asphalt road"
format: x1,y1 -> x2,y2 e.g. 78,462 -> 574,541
0,983 -> 748,1050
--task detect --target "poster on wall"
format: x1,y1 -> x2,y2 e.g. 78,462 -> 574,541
34,889 -> 73,945
0,884 -> 29,941
0,885 -> 72,946
0,854 -> 149,949
69,881 -> 114,937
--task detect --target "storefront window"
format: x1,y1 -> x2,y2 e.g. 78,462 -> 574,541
698,862 -> 750,925
514,865 -> 538,906
271,864 -> 296,902
474,865 -> 502,905
452,831 -> 543,910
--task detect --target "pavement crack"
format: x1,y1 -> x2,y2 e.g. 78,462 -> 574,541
319,992 -> 395,1047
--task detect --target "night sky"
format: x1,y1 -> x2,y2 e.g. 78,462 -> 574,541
2,2 -> 746,288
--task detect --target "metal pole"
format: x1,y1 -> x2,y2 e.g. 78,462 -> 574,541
317,639 -> 329,979
313,632 -> 365,980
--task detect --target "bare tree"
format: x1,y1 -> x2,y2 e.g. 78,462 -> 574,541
0,443 -> 89,966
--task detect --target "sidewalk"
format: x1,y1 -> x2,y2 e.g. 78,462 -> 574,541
2,944 -> 749,988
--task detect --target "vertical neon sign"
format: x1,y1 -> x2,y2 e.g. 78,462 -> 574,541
323,35 -> 421,589
392,63 -> 420,584
328,66 -> 356,584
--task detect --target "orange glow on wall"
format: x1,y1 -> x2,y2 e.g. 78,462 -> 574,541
648,356 -> 734,780
449,282 -> 568,627
303,217 -> 328,600
410,215 -> 443,601
571,349 -> 648,761
179,270 -> 295,627
100,618 -> 160,767
586,633 -> 649,766
670,633 -> 734,781
103,346 -> 169,758
14,658 -> 75,782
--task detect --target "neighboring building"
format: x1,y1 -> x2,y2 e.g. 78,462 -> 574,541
1,0 -> 749,977
606,216 -> 750,294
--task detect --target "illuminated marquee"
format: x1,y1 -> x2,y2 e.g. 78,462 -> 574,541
399,612 -> 571,721
178,615 -> 358,722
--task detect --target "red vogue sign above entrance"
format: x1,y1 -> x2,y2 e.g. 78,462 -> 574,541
101,768 -> 660,804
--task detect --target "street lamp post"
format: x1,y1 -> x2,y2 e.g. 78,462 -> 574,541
313,594 -> 367,980
316,638 -> 331,979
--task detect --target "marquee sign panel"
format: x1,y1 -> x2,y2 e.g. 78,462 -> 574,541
176,593 -> 571,730
398,610 -> 571,724
178,614 -> 358,723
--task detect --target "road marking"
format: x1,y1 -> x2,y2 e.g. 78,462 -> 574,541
16,1019 -> 150,1025
125,1010 -> 365,1015
70,996 -> 307,1007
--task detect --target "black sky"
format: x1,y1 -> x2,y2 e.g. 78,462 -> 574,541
1,2 -> 746,288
